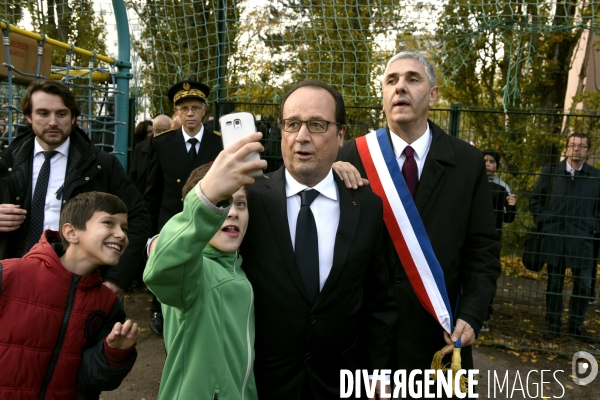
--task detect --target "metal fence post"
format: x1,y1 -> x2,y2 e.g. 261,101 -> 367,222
112,0 -> 133,169
448,103 -> 462,138
214,0 -> 227,130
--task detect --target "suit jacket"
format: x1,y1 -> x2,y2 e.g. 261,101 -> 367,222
145,125 -> 223,234
240,168 -> 396,400
338,120 -> 501,373
530,160 -> 600,268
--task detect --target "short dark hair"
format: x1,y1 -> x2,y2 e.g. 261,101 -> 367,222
21,80 -> 81,122
482,149 -> 500,165
60,192 -> 128,249
278,80 -> 346,127
567,133 -> 591,149
182,164 -> 213,199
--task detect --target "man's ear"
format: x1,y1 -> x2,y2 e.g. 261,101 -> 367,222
25,114 -> 32,125
61,223 -> 80,245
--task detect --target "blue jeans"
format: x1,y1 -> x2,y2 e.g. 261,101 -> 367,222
546,256 -> 593,330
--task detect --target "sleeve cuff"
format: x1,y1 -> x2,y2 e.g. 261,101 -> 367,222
456,312 -> 482,337
195,181 -> 232,214
103,340 -> 136,368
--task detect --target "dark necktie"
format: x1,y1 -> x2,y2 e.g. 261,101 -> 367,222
24,150 -> 58,252
188,138 -> 199,165
402,146 -> 418,198
295,189 -> 320,304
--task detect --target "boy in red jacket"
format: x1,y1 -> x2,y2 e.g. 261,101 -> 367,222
0,192 -> 139,399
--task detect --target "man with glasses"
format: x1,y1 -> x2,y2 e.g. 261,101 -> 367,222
530,133 -> 600,343
145,80 -> 223,334
240,80 -> 396,399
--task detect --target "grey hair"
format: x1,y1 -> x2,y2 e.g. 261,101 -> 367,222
383,51 -> 437,87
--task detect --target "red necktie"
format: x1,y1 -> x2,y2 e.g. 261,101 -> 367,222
402,146 -> 418,198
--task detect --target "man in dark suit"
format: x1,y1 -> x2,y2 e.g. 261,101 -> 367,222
335,51 -> 501,389
145,80 -> 223,334
530,133 -> 600,343
240,80 -> 396,400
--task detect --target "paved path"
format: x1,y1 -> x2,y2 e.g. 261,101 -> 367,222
101,288 -> 599,399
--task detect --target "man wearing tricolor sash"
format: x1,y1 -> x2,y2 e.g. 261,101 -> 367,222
336,51 -> 501,396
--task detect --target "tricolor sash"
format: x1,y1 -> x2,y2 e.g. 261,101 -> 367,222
356,128 -> 454,334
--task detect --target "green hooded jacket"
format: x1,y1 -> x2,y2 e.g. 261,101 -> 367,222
144,185 -> 256,400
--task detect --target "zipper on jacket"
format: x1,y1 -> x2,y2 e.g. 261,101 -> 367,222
39,274 -> 81,399
233,252 -> 254,400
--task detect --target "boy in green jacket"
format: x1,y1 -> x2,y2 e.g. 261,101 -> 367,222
144,133 -> 267,400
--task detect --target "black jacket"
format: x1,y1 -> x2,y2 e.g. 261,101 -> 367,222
488,177 -> 516,234
338,121 -> 501,373
530,160 -> 600,268
128,139 -> 152,195
0,126 -> 149,289
240,168 -> 397,400
145,125 -> 223,234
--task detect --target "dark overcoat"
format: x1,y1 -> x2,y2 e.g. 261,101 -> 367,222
529,160 -> 600,268
338,120 -> 501,374
240,168 -> 397,400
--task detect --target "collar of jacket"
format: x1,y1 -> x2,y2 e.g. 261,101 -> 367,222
203,244 -> 241,273
25,229 -> 104,289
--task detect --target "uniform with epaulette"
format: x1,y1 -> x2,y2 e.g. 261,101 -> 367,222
144,80 -> 223,335
145,80 -> 223,235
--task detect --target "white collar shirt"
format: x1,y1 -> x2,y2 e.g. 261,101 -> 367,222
32,137 -> 70,231
285,169 -> 340,291
182,125 -> 204,153
389,124 -> 432,179
566,160 -> 584,180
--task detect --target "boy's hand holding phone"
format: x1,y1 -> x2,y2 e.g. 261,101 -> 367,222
201,132 -> 267,205
106,319 -> 140,350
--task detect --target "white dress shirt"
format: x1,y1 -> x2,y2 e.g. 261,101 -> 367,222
182,125 -> 204,153
566,160 -> 583,180
286,169 -> 340,291
32,137 -> 70,231
389,124 -> 432,179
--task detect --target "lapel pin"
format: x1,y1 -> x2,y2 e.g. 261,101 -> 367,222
352,201 -> 357,206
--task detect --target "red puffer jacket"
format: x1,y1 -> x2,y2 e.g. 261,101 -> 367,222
0,231 -> 135,399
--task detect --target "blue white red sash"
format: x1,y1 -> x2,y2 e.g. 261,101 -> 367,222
356,128 -> 453,334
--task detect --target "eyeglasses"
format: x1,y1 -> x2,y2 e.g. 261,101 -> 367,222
176,105 -> 204,114
567,144 -> 588,149
279,119 -> 340,134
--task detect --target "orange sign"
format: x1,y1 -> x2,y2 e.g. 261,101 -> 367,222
0,31 -> 53,82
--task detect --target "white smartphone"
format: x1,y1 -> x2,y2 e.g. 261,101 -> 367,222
219,111 -> 266,179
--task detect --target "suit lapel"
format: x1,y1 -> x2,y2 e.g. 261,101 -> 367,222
262,168 -> 312,303
314,173 -> 359,309
196,125 -> 219,167
414,121 -> 456,212
170,128 -> 192,172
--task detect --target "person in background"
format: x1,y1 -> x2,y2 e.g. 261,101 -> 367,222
0,80 -> 148,301
482,149 -> 517,236
144,80 -> 223,335
530,133 -> 600,343
480,149 -> 516,332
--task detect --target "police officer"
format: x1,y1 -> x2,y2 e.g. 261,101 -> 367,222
145,80 -> 223,334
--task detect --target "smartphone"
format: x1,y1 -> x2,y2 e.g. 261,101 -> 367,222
219,111 -> 266,179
